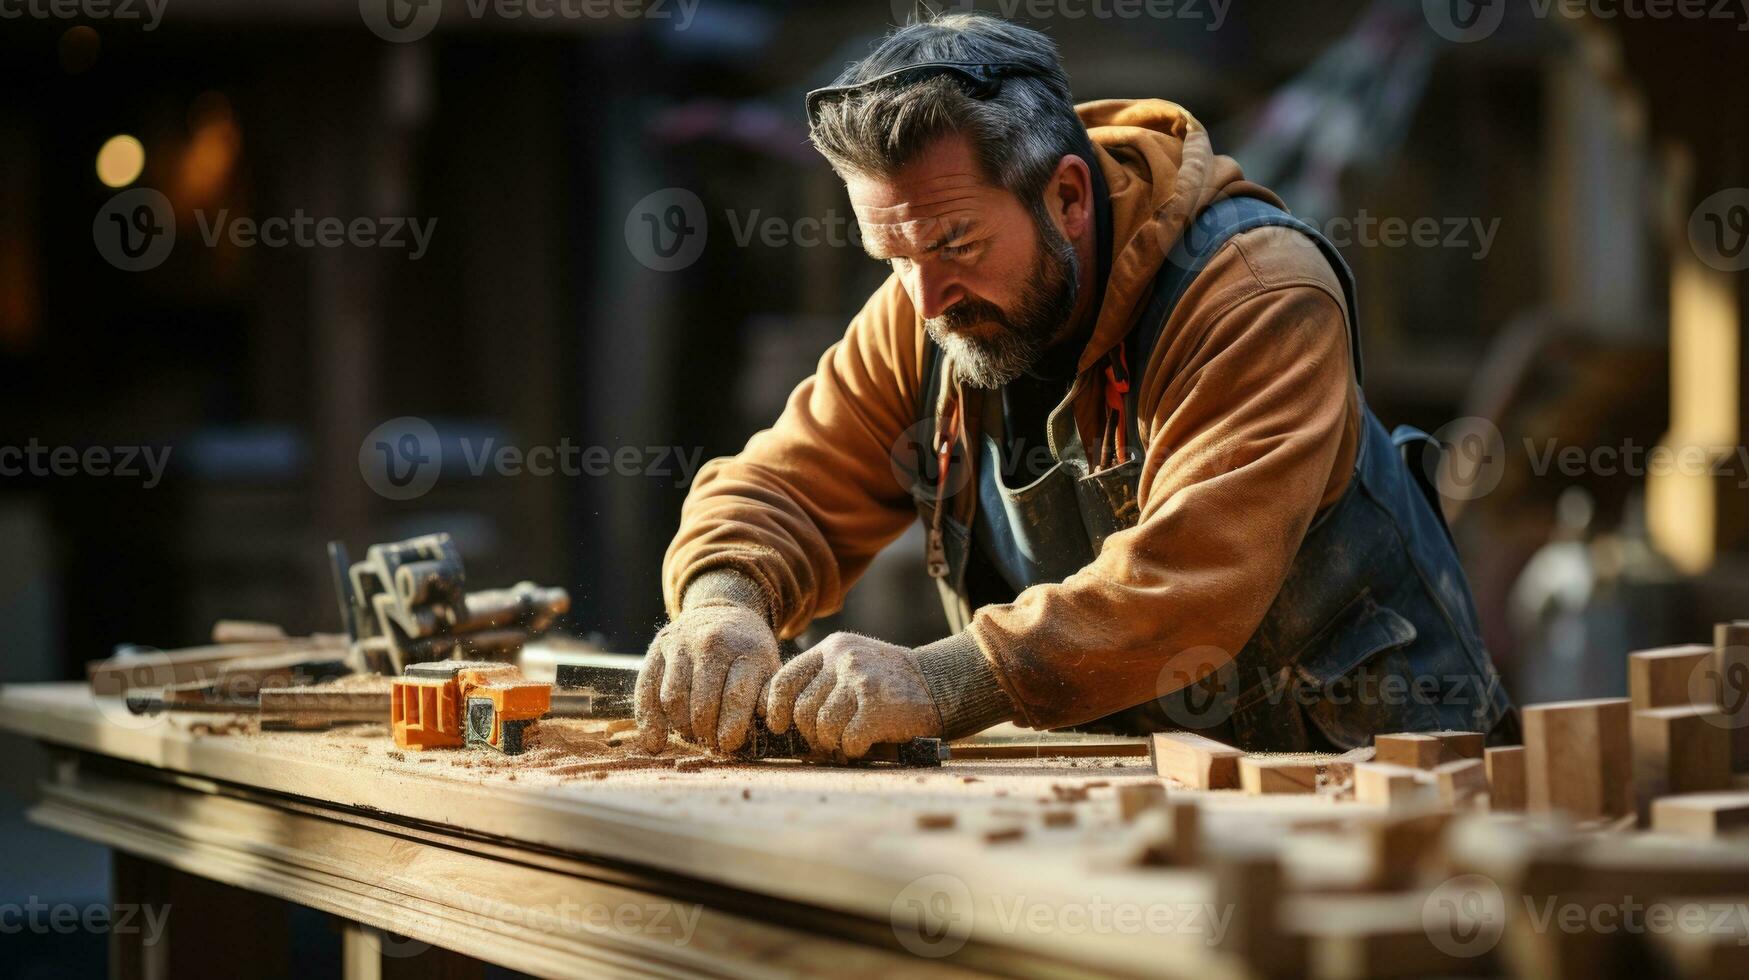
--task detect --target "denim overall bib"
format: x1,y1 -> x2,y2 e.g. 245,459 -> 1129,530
908,197 -> 1518,751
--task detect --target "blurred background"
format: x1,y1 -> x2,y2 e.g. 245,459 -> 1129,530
0,0 -> 1746,970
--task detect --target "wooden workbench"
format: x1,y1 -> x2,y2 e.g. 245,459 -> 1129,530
0,682 -> 1320,979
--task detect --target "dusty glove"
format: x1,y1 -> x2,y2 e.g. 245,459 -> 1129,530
763,632 -> 943,760
635,571 -> 780,754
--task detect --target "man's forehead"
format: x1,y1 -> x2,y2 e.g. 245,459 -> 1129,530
845,136 -> 999,237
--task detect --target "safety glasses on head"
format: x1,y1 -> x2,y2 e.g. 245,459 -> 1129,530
805,61 -> 1027,128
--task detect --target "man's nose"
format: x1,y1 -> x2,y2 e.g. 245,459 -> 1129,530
907,262 -> 962,321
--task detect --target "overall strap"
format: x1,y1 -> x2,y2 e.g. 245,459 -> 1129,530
1128,196 -> 1364,389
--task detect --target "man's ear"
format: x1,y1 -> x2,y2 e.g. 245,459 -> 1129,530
1045,152 -> 1094,239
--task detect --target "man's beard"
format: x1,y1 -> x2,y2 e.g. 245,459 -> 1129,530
925,213 -> 1079,390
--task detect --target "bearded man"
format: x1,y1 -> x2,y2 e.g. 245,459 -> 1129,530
635,12 -> 1517,760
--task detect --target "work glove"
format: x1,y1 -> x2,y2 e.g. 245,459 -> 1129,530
636,571 -> 780,755
764,632 -> 944,761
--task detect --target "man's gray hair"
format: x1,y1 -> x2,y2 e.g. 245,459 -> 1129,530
808,13 -> 1088,204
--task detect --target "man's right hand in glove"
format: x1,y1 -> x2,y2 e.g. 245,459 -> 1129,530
634,569 -> 779,755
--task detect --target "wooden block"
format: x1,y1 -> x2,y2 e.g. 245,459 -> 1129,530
1168,800 -> 1201,866
1713,622 -> 1749,773
1523,698 -> 1635,820
1373,733 -> 1445,769
1651,790 -> 1749,839
1424,730 -> 1485,760
1629,644 -> 1714,710
1374,731 -> 1481,769
1485,745 -> 1526,812
1352,762 -> 1435,810
1240,757 -> 1320,794
1363,810 -> 1453,891
1149,732 -> 1245,789
1115,781 -> 1167,822
1632,706 -> 1732,824
1431,758 -> 1488,808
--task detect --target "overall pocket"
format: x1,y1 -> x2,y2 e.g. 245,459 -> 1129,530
1292,590 -> 1439,751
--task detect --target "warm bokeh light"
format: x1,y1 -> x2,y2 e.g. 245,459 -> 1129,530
95,134 -> 145,188
58,25 -> 100,74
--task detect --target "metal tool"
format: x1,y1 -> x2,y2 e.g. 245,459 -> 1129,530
331,533 -> 571,674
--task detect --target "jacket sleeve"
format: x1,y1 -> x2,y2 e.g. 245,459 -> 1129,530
663,277 -> 924,639
963,240 -> 1359,731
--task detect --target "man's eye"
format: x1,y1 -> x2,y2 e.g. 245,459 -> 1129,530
940,242 -> 974,259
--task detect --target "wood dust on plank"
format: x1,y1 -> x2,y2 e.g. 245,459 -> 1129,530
184,710 -> 715,786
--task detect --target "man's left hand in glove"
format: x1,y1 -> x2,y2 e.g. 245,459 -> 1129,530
762,631 -> 1018,760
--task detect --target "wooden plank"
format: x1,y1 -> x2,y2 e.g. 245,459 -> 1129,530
1150,732 -> 1245,789
1352,763 -> 1433,810
1713,622 -> 1749,773
1633,706 -> 1733,825
1116,781 -> 1167,822
0,684 -> 1241,980
1374,731 -> 1482,769
85,636 -> 347,695
1484,745 -> 1526,812
1372,733 -> 1444,769
40,762 -> 988,980
1523,698 -> 1635,820
1240,757 -> 1319,795
1629,644 -> 1714,710
1651,791 -> 1749,839
1423,730 -> 1485,761
1431,759 -> 1487,809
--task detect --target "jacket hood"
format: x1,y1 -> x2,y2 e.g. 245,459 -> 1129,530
1074,99 -> 1281,373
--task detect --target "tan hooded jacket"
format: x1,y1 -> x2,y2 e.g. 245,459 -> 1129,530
663,99 -> 1360,733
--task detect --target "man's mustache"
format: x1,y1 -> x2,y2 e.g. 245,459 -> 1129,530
930,300 -> 1010,335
